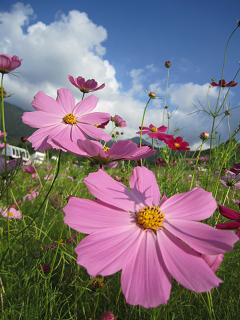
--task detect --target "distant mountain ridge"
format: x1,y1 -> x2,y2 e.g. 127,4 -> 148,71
0,102 -> 34,145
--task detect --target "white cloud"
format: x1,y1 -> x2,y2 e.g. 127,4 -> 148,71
1,3 -> 239,149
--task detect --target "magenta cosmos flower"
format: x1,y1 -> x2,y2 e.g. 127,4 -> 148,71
111,114 -> 127,128
22,88 -> 111,151
53,139 -> 154,165
64,166 -> 237,308
0,54 -> 22,74
137,124 -> 173,142
68,75 -> 105,93
216,205 -> 240,238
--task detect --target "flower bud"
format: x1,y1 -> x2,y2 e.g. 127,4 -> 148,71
164,60 -> 172,68
148,91 -> 157,99
200,132 -> 209,141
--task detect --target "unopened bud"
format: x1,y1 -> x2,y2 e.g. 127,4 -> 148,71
148,91 -> 157,99
200,131 -> 209,141
164,60 -> 172,68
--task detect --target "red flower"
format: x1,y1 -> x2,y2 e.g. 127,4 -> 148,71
216,205 -> 240,239
210,79 -> 237,88
166,136 -> 190,151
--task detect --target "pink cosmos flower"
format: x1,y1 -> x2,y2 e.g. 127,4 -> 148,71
0,54 -> 22,74
64,166 -> 238,308
0,156 -> 20,174
53,139 -> 155,165
22,88 -> 111,151
100,311 -> 117,320
216,205 -> 240,239
68,75 -> 105,93
1,207 -> 22,219
137,124 -> 173,143
111,115 -> 127,128
220,170 -> 240,189
23,164 -> 36,178
23,190 -> 39,202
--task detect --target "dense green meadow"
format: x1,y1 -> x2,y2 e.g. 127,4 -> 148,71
1,141 -> 240,320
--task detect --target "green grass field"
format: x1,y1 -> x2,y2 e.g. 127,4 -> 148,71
1,143 -> 240,320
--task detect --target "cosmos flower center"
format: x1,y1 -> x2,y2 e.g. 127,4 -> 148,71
7,211 -> 14,217
136,206 -> 165,231
63,113 -> 77,125
150,126 -> 158,132
102,146 -> 110,152
174,142 -> 180,148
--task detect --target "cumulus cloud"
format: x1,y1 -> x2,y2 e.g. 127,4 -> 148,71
0,3 -> 239,148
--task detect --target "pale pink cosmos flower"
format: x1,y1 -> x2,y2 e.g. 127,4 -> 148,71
220,170 -> 240,189
22,88 -> 111,151
0,54 -> 22,74
64,166 -> 238,308
23,164 -> 36,178
23,190 -> 39,202
1,207 -> 22,219
68,75 -> 105,93
53,139 -> 155,166
137,124 -> 173,143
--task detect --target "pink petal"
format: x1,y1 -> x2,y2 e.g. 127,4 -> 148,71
78,123 -> 111,142
160,188 -> 217,220
121,230 -> 171,308
64,197 -> 132,234
27,125 -> 64,150
127,146 -> 155,160
79,112 -> 110,125
56,88 -> 75,114
77,139 -> 104,157
202,254 -> 224,272
109,141 -> 138,159
129,166 -> 160,206
32,91 -> 64,114
84,169 -> 140,212
73,95 -> 98,115
164,219 -> 238,255
22,111 -> 61,128
75,225 -> 140,276
157,230 -> 222,292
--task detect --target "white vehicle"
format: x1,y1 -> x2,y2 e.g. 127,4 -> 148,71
31,152 -> 46,164
1,144 -> 30,162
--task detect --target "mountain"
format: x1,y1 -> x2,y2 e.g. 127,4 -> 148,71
0,102 -> 34,145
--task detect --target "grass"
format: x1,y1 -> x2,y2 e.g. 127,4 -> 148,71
0,143 -> 240,320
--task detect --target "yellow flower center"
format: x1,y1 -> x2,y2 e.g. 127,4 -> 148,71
102,146 -> 110,152
174,142 -> 180,148
7,211 -> 14,217
63,113 -> 77,125
136,206 -> 165,231
150,126 -> 158,133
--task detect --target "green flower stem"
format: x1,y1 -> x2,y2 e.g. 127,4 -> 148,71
190,142 -> 204,189
139,97 -> 151,148
0,74 -> 7,173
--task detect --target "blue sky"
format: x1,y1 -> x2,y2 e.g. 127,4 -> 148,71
1,0 -> 240,88
0,1 -> 240,147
